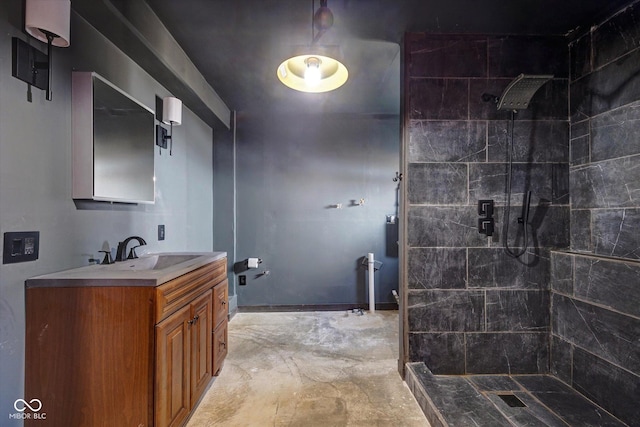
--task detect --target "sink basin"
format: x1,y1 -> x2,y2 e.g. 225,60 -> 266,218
105,254 -> 202,271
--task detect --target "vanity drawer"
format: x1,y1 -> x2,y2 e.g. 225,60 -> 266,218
155,259 -> 226,323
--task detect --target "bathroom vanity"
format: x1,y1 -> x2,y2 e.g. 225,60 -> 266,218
24,252 -> 228,427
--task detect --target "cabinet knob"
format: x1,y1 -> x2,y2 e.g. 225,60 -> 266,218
187,315 -> 199,325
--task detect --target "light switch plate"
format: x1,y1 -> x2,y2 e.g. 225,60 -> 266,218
3,231 -> 39,264
158,224 -> 165,241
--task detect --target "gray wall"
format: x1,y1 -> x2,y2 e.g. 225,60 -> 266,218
229,111 -> 400,308
0,2 -> 214,423
404,34 -> 570,375
550,4 -> 640,424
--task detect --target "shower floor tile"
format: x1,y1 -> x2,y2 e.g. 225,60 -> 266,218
406,362 -> 628,427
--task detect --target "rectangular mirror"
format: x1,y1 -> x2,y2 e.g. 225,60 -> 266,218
72,72 -> 155,204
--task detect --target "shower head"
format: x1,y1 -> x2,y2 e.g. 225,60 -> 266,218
497,74 -> 553,111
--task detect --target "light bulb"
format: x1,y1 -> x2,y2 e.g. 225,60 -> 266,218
304,57 -> 322,87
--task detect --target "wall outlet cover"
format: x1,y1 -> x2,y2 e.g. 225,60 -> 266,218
3,231 -> 40,264
158,224 -> 165,241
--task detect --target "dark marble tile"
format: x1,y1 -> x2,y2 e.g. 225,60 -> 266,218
592,208 -> 640,259
408,120 -> 486,162
592,3 -> 640,70
574,255 -> 640,317
408,333 -> 465,374
468,375 -> 522,392
487,120 -> 569,164
409,35 -> 488,78
406,363 -> 512,426
469,78 -> 514,120
469,163 -> 569,205
550,251 -> 573,295
407,248 -> 467,290
486,290 -> 550,332
552,294 -> 640,374
591,100 -> 640,162
485,392 -> 568,427
570,157 -> 640,209
513,375 -> 626,427
407,290 -> 484,332
494,204 -> 570,250
570,209 -> 592,252
570,119 -> 590,139
468,248 -> 550,290
408,206 -> 486,248
550,335 -> 573,385
573,347 -> 640,426
570,48 -> 640,119
466,333 -> 549,374
405,363 -> 447,427
407,163 -> 468,205
409,78 -> 468,120
570,134 -> 590,166
487,36 -> 569,79
570,33 -> 591,81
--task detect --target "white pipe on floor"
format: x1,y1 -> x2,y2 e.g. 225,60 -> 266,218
368,252 -> 375,312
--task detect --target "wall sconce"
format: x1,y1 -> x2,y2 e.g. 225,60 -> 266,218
11,0 -> 71,101
156,96 -> 182,156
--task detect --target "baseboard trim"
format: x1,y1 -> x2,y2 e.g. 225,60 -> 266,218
238,303 -> 398,312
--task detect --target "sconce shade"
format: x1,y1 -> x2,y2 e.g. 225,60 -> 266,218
25,0 -> 71,47
162,97 -> 182,125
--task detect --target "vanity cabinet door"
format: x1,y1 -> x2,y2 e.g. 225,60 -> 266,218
190,289 -> 213,404
155,305 -> 191,427
213,321 -> 228,375
213,279 -> 228,328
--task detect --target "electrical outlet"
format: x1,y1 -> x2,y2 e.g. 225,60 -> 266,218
3,231 -> 39,264
158,224 -> 165,241
239,275 -> 247,286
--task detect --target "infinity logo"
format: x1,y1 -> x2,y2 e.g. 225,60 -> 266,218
14,399 -> 43,412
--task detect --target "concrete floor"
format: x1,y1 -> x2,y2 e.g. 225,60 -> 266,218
187,310 -> 429,426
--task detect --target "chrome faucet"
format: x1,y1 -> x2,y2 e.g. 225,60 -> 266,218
115,236 -> 147,262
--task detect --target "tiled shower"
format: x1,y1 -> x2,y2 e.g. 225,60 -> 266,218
403,2 -> 640,425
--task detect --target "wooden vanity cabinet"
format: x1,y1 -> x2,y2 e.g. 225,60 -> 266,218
25,257 -> 228,427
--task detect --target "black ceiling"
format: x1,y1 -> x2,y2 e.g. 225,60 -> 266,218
129,1 -> 634,116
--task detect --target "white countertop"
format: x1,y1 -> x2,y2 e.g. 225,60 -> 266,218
26,251 -> 227,288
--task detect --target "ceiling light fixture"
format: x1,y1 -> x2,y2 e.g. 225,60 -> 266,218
277,0 -> 348,93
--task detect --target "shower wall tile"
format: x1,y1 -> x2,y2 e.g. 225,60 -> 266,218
469,163 -> 569,205
408,206 -> 485,247
570,157 -> 640,209
487,36 -> 569,79
550,251 -> 573,295
409,79 -> 468,120
592,3 -> 640,70
592,208 -> 640,259
570,209 -> 592,252
493,205 -> 570,249
591,101 -> 640,161
574,255 -> 640,317
407,248 -> 467,290
468,248 -> 550,290
550,334 -> 572,384
408,333 -> 465,374
552,294 -> 640,374
408,163 -> 468,205
572,347 -> 640,426
570,135 -> 590,166
469,78 -> 513,120
408,121 -> 487,162
570,48 -> 640,119
485,290 -> 550,332
407,290 -> 485,332
570,33 -> 591,82
408,34 -> 487,78
487,120 -> 569,163
466,332 -> 549,374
